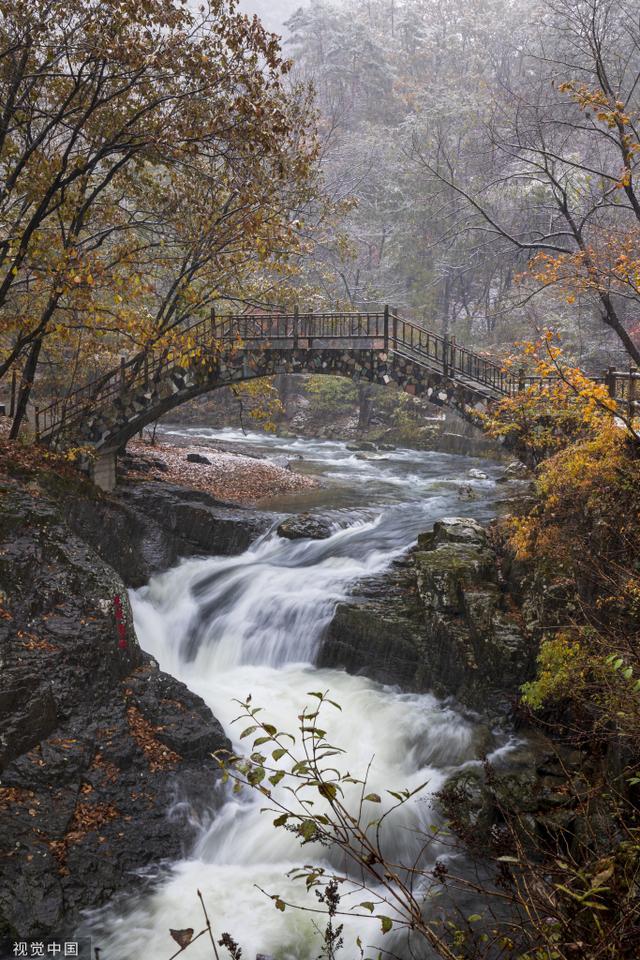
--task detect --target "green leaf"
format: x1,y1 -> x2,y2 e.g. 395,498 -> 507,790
300,819 -> 316,841
378,916 -> 393,934
365,793 -> 381,803
272,747 -> 287,761
253,736 -> 273,746
240,725 -> 258,739
269,770 -> 285,787
247,765 -> 266,786
273,813 -> 289,827
318,782 -> 337,801
467,914 -> 482,922
359,902 -> 374,913
301,726 -> 326,738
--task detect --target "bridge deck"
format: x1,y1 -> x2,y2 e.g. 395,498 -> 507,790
34,309 -> 638,446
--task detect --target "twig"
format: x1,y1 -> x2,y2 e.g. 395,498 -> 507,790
198,889 -> 221,960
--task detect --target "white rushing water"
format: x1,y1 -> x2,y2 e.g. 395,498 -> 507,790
86,430 -> 513,960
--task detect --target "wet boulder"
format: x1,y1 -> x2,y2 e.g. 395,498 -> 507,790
346,441 -> 378,452
186,452 -> 211,465
417,516 -> 487,549
496,460 -> 531,483
277,513 -> 333,541
322,516 -> 534,714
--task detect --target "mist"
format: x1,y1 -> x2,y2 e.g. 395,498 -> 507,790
237,0 -> 306,32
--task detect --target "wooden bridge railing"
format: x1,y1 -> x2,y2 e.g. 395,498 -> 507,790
33,308 -> 640,444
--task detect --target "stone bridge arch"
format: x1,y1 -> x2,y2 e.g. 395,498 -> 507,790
107,347 -> 492,448
36,311 -> 517,489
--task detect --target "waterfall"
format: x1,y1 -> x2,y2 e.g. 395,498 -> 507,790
85,431 -> 509,960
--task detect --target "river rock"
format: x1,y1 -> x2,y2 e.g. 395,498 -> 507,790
320,517 -> 534,713
418,516 -> 487,548
468,468 -> 488,480
0,476 -> 231,941
186,452 -> 211,465
496,460 -> 530,483
63,482 -> 273,588
438,734 -> 591,855
277,514 -> 333,541
346,441 -> 377,452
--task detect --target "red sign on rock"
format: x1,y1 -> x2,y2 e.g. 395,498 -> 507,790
113,595 -> 127,650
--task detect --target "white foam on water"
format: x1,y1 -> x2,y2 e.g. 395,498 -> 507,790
84,436 -> 509,959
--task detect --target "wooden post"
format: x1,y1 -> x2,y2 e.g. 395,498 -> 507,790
9,370 -> 16,417
518,366 -> 525,391
293,305 -> 299,349
383,305 -> 389,351
210,307 -> 216,339
35,406 -> 40,440
629,365 -> 638,421
392,307 -> 398,346
443,334 -> 450,377
144,354 -> 149,389
450,335 -> 456,373
120,356 -> 126,393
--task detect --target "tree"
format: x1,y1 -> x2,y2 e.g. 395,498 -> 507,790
210,686 -> 640,960
414,0 -> 640,366
0,0 -> 320,435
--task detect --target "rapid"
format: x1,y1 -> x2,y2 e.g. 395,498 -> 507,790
85,428 -> 514,960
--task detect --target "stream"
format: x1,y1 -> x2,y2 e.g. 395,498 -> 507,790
86,428 -> 515,960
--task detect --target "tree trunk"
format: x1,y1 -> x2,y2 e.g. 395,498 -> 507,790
10,337 -> 42,439
358,382 -> 374,431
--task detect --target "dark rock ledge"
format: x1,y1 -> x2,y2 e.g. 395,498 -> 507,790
64,481 -> 274,588
319,517 -> 589,851
0,475 -> 269,941
319,516 -> 535,715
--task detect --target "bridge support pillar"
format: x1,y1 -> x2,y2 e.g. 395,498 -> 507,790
92,451 -> 117,492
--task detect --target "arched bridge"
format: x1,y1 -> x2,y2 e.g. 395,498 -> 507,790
35,309 -> 637,489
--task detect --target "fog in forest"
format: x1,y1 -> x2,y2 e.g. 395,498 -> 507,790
238,0 -> 307,31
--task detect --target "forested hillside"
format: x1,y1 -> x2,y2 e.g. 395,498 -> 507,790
286,0 -> 640,369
